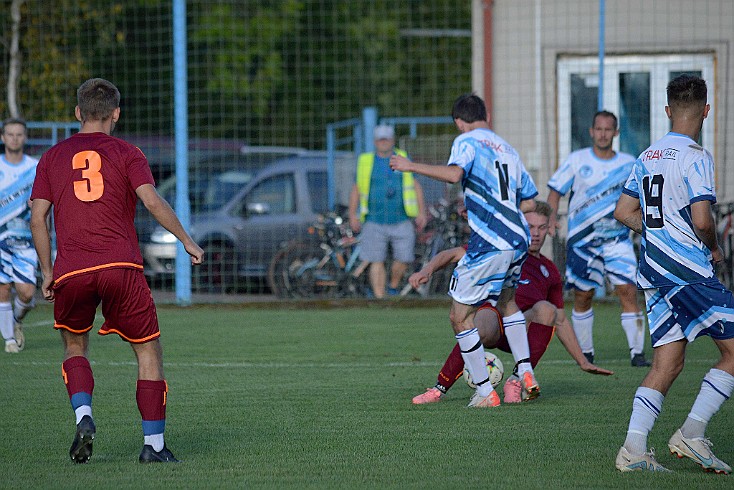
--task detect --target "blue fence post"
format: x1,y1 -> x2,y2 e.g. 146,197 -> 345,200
362,107 -> 378,153
354,122 -> 364,156
326,124 -> 336,211
173,0 -> 192,306
598,0 -> 605,111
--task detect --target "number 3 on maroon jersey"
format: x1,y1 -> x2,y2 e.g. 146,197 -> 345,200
73,151 -> 104,202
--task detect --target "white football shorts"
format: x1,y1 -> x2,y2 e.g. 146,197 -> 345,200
448,248 -> 526,307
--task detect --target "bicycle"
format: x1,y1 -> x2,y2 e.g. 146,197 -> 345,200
401,198 -> 470,297
268,212 -> 369,299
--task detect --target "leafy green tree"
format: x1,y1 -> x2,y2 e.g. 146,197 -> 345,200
2,0 -> 471,148
0,1 -> 126,121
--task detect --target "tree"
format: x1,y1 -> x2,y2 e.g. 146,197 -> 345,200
0,1 -> 126,121
5,0 -> 25,118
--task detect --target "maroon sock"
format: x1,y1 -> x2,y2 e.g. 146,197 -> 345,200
137,380 -> 168,436
137,379 -> 167,420
436,344 -> 465,393
62,356 -> 94,409
528,322 -> 555,368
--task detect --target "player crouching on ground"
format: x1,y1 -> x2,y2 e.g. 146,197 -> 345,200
411,201 -> 613,405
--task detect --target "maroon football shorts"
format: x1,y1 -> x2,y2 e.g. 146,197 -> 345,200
53,267 -> 160,343
478,302 -> 554,367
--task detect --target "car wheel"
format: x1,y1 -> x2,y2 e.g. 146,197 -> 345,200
194,242 -> 239,293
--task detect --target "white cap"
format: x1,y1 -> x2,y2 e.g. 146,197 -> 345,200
373,125 -> 395,140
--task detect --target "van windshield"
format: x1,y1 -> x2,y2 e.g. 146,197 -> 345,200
158,170 -> 254,213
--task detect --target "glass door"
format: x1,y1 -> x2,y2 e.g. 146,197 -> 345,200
558,54 -> 714,161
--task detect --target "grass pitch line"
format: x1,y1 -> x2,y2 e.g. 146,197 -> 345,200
4,357 -> 720,369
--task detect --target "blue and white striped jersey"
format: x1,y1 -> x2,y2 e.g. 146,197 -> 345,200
548,148 -> 635,248
0,154 -> 38,241
622,132 -> 717,288
448,128 -> 537,253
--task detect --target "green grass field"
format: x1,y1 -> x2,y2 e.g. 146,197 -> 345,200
2,300 -> 731,489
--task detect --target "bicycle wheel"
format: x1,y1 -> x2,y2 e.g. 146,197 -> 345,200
267,243 -> 294,298
278,241 -> 329,298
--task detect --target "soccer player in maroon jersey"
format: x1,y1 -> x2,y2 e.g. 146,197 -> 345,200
411,201 -> 613,405
30,78 -> 204,464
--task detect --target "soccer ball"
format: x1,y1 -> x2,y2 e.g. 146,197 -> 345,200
463,351 -> 504,389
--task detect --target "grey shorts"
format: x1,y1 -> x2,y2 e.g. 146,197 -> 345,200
359,220 -> 415,264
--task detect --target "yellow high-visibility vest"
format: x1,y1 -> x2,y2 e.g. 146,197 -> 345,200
356,149 -> 418,222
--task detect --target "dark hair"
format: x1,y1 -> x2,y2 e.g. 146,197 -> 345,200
451,93 -> 487,123
77,78 -> 120,122
667,74 -> 707,109
2,117 -> 27,134
592,110 -> 618,129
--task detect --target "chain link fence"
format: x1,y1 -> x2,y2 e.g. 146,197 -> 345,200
2,1 -> 732,302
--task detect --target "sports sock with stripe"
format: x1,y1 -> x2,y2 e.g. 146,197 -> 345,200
0,302 -> 14,342
624,386 -> 664,455
572,308 -> 594,356
62,356 -> 95,424
13,296 -> 35,322
435,343 -> 464,393
681,368 -> 734,439
502,311 -> 533,375
137,379 -> 168,452
456,328 -> 491,397
621,312 -> 644,357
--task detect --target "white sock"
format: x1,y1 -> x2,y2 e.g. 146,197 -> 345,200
624,387 -> 664,455
681,368 -> 734,439
144,434 -> 165,452
572,308 -> 594,354
13,296 -> 34,322
456,328 -> 492,397
74,405 -> 93,425
0,302 -> 14,341
502,311 -> 533,375
634,313 -> 646,354
621,312 -> 644,357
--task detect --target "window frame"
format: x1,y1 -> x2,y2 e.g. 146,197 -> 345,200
557,53 -> 715,162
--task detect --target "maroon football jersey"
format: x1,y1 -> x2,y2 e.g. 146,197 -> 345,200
516,253 -> 564,312
31,132 -> 154,284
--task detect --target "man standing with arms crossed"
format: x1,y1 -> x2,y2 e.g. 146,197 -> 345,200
614,74 -> 734,474
31,78 -> 204,464
547,111 -> 649,366
0,118 -> 38,353
391,93 -> 540,407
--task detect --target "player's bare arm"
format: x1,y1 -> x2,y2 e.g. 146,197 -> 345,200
30,198 -> 55,302
413,179 -> 428,232
552,308 -> 614,376
389,155 -> 464,184
135,184 -> 204,264
613,193 -> 643,234
519,198 -> 536,213
546,189 -> 562,237
408,246 -> 465,289
691,199 -> 724,263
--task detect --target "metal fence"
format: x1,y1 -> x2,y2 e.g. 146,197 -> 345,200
4,1 -> 733,302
